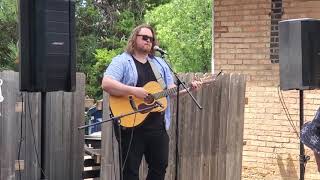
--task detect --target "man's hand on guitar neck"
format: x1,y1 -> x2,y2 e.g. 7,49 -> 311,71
180,80 -> 203,94
169,80 -> 203,98
190,80 -> 203,91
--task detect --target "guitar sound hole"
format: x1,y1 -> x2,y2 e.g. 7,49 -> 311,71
144,94 -> 154,104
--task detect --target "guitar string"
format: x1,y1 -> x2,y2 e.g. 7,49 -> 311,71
152,76 -> 215,99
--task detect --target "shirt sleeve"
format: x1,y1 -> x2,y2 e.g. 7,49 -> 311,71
103,57 -> 124,82
163,61 -> 175,87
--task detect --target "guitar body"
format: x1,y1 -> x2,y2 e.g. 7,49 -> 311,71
109,81 -> 168,127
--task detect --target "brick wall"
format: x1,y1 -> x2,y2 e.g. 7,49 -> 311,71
214,0 -> 320,179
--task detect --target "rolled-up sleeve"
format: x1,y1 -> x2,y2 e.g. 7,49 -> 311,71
164,63 -> 174,87
104,57 -> 124,82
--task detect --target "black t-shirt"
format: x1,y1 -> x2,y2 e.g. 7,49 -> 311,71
132,56 -> 165,131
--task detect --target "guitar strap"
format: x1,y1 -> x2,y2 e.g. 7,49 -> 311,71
149,59 -> 166,90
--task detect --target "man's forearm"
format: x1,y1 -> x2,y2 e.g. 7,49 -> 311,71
101,77 -> 134,96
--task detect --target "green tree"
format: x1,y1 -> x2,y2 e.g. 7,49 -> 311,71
91,0 -> 171,49
0,0 -> 175,99
0,0 -> 18,70
83,0 -> 171,99
75,0 -> 106,98
145,0 -> 212,72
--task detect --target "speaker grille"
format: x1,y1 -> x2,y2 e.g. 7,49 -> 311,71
280,18 -> 320,90
19,0 -> 75,92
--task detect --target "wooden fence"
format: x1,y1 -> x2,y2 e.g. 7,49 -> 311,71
100,73 -> 246,180
0,71 -> 246,180
0,71 -> 85,180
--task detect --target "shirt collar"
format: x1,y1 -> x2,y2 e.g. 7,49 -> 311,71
124,51 -> 155,62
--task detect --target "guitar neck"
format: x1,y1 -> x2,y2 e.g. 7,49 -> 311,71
151,75 -> 216,100
152,84 -> 192,99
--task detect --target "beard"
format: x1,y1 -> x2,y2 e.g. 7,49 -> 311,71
136,44 -> 152,54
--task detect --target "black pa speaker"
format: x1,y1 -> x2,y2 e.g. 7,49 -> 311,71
279,18 -> 320,90
19,0 -> 76,92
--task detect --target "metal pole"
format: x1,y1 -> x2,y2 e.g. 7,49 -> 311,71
40,92 -> 47,179
299,90 -> 305,180
175,81 -> 180,180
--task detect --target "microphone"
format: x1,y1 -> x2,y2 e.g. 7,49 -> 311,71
154,46 -> 168,55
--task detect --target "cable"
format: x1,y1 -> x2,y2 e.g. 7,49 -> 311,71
17,92 -> 24,180
118,121 -> 123,180
277,86 -> 300,138
26,93 -> 47,179
121,114 -> 137,171
110,113 -> 117,180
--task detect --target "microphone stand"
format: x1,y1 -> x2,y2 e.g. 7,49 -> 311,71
78,104 -> 162,130
79,103 -> 162,180
159,52 -> 203,180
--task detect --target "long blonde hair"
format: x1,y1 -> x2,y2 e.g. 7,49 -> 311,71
125,24 -> 158,55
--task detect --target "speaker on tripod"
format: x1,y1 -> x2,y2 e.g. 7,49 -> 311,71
279,18 -> 320,180
279,18 -> 320,90
19,0 -> 76,92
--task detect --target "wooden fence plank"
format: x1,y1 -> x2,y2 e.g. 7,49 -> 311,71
167,99 -> 176,180
0,71 -> 21,180
200,82 -> 212,180
211,73 -> 223,180
23,92 -> 41,180
68,73 -> 86,180
218,74 -> 231,180
101,93 -> 119,180
226,74 -> 246,180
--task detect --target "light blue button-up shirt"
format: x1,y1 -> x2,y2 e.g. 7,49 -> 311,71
104,52 -> 175,130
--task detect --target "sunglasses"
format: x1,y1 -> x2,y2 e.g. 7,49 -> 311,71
137,34 -> 154,42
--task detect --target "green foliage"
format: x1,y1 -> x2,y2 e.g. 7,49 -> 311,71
75,0 -> 106,98
145,0 -> 212,72
76,1 -> 106,37
0,0 -> 212,99
81,0 -> 171,98
0,0 -> 18,70
78,0 -> 212,98
87,48 -> 123,99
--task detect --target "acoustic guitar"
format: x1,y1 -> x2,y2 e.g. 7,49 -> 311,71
109,74 -> 217,127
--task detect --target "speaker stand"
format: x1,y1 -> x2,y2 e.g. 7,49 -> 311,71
40,92 -> 47,180
299,90 -> 309,180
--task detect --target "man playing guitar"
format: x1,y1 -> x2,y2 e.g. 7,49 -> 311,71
102,24 -> 201,180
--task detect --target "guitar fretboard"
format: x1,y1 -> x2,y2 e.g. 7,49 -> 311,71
152,85 -> 191,99
150,75 -> 216,100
